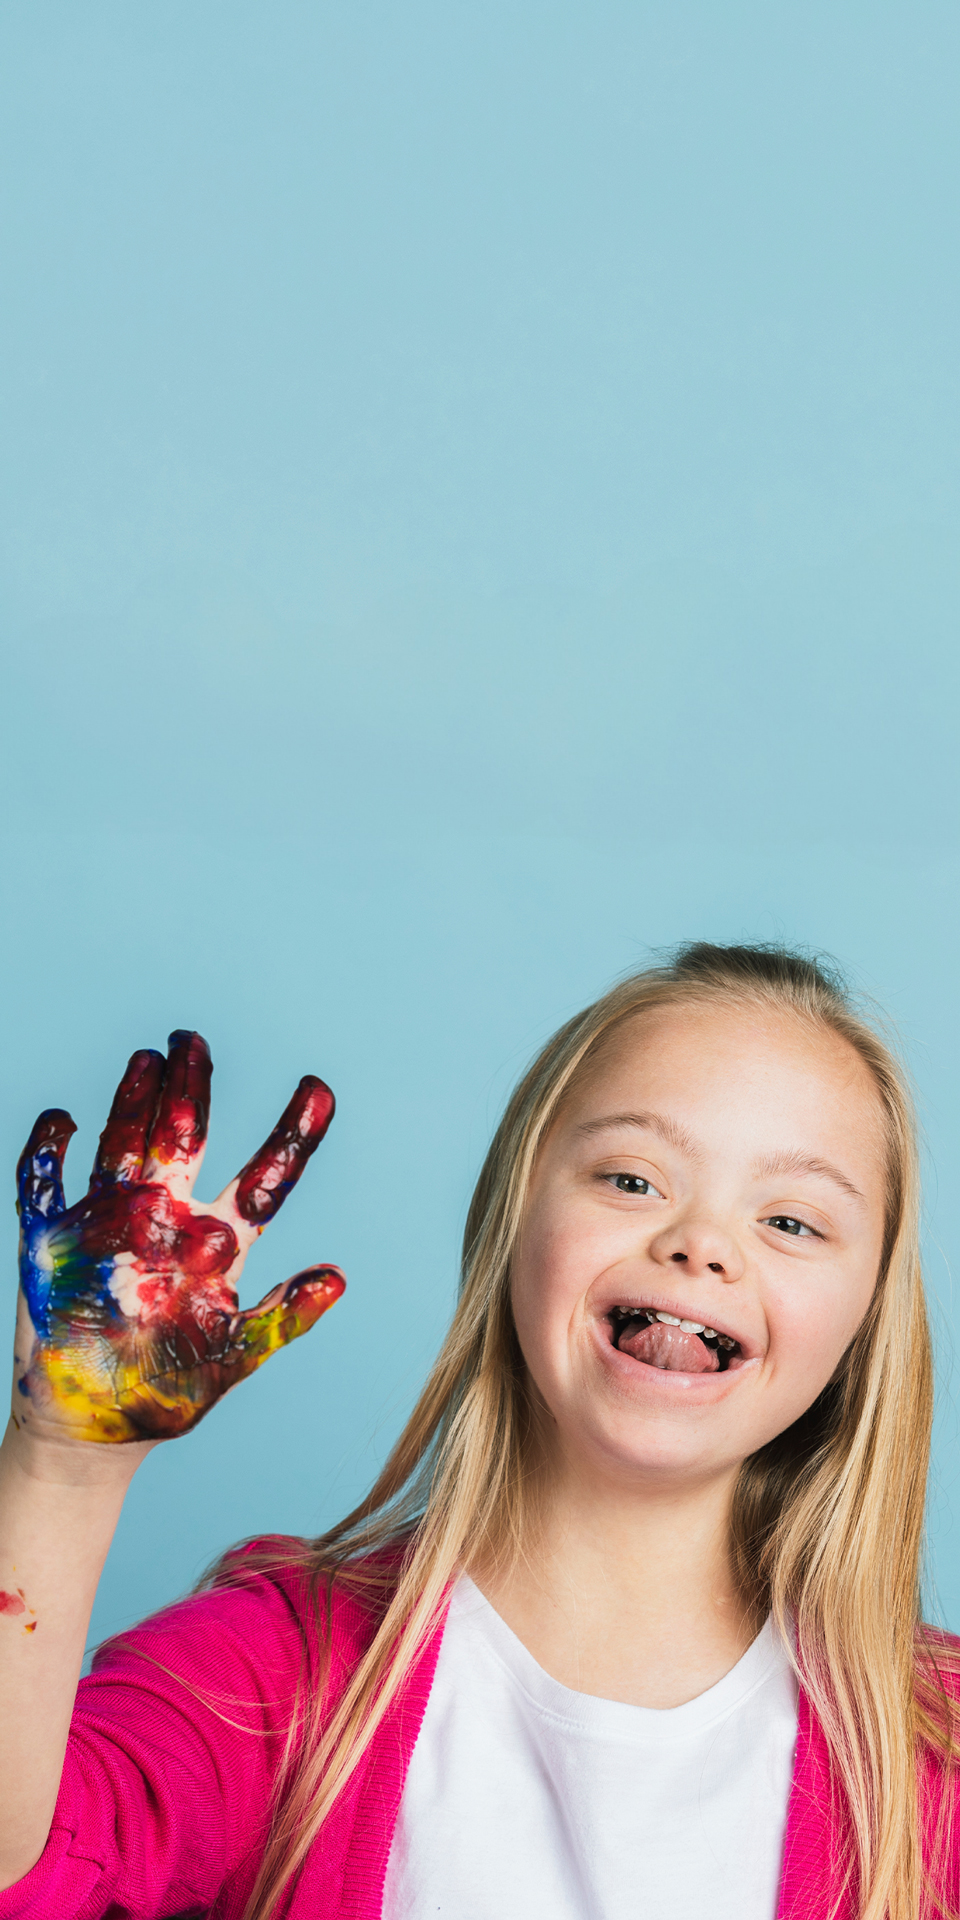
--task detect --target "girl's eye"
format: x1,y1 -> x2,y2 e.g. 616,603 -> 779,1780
609,1174 -> 663,1198
763,1214 -> 816,1238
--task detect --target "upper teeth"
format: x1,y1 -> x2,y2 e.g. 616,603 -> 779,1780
657,1312 -> 714,1335
625,1309 -> 731,1347
614,1305 -> 733,1351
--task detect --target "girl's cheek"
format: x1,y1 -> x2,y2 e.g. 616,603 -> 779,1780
515,1207 -> 584,1317
769,1290 -> 858,1383
511,1239 -> 586,1392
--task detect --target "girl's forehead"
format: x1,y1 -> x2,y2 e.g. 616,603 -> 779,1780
585,997 -> 860,1077
567,999 -> 887,1155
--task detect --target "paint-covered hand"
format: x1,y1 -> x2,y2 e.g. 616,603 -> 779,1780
13,1032 -> 345,1445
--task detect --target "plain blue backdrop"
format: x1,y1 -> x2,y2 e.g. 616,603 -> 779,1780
2,1 -> 959,1646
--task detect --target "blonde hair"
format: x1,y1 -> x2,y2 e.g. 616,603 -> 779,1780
223,943 -> 956,1920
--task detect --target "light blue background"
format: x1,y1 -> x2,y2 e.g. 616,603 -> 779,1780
2,2 -> 959,1645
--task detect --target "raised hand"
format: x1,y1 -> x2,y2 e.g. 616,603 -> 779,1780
13,1032 -> 345,1444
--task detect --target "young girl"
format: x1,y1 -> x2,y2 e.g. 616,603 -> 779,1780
0,942 -> 956,1920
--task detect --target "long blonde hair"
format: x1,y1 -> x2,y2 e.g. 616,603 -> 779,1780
222,943 -> 956,1920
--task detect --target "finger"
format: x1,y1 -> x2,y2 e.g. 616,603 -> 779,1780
220,1076 -> 335,1234
223,1265 -> 346,1388
16,1110 -> 76,1227
143,1030 -> 213,1191
92,1049 -> 166,1184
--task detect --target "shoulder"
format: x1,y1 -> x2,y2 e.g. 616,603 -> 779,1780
90,1535 -> 406,1712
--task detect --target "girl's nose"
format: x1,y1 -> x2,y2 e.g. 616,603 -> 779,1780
648,1218 -> 745,1283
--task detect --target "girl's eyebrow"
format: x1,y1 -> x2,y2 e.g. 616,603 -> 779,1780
575,1111 -> 700,1156
752,1148 -> 865,1204
575,1117 -> 866,1205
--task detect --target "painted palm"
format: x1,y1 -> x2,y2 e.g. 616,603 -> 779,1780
14,1031 -> 344,1443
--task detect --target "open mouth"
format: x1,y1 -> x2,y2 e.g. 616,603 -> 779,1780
607,1306 -> 744,1374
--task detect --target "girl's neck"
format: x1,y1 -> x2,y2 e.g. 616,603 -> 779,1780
473,1454 -> 757,1709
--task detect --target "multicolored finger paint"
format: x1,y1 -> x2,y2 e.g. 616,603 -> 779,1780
15,1031 -> 345,1444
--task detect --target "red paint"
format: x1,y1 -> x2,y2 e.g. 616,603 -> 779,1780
145,1031 -> 213,1167
0,1591 -> 26,1616
93,1049 -> 166,1182
235,1076 -> 335,1224
44,1181 -> 241,1330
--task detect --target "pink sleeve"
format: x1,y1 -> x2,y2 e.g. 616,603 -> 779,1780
0,1556 -> 318,1920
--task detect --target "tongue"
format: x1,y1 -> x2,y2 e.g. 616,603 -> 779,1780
618,1321 -> 719,1373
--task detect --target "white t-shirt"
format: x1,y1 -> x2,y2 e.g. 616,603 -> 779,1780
384,1574 -> 798,1920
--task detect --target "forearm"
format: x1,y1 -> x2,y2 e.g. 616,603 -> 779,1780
0,1418 -> 149,1889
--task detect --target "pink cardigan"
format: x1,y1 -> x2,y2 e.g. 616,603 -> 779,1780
1,1541 -> 957,1920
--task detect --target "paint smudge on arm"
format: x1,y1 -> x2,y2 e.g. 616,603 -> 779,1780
0,1588 -> 37,1631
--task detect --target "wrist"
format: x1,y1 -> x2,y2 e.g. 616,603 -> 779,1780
1,1415 -> 154,1492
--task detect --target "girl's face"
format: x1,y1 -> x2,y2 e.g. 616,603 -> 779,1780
511,999 -> 888,1489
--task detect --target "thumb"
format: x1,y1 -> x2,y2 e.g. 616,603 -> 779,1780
225,1265 -> 346,1386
